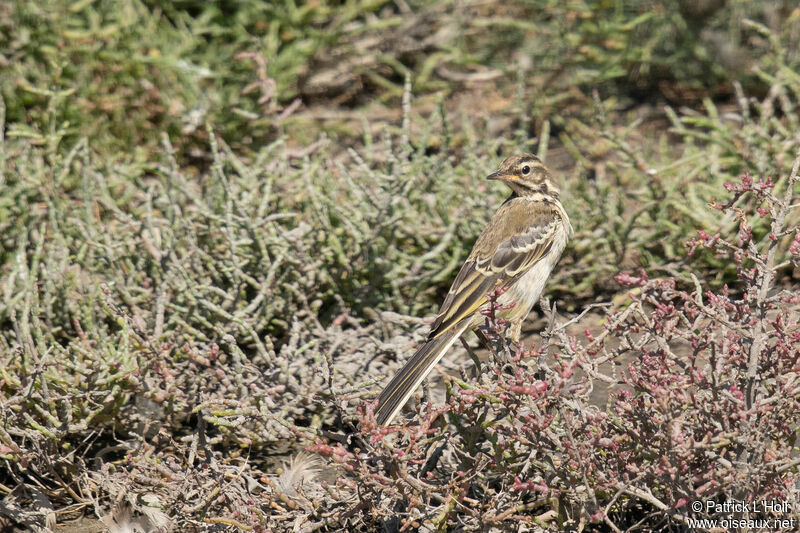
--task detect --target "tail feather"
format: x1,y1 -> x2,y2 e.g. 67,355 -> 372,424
375,324 -> 468,425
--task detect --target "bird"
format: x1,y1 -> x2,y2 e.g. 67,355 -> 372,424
375,154 -> 572,425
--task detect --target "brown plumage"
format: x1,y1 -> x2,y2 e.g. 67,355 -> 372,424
375,154 -> 572,425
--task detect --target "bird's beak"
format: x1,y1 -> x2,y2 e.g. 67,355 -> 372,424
486,170 -> 516,182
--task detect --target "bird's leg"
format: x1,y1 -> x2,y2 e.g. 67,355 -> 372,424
478,323 -> 516,365
538,296 -> 550,324
460,335 -> 482,376
501,320 -> 522,365
473,328 -> 493,351
509,321 -> 522,346
539,296 -> 558,337
422,380 -> 431,415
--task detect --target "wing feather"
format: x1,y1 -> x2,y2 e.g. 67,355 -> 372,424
428,199 -> 561,338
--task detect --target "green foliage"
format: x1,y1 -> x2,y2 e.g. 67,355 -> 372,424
1,0 -> 401,153
2,0 -> 800,530
3,1 -> 798,159
555,18 -> 800,297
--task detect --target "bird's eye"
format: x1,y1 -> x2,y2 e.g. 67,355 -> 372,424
521,165 -> 531,175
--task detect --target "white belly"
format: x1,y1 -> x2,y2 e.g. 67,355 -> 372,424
497,222 -> 569,323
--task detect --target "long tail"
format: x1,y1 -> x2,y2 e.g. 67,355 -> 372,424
375,323 -> 468,425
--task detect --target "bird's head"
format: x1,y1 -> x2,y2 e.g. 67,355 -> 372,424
486,154 -> 559,197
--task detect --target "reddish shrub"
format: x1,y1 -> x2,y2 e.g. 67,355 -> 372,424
305,153 -> 800,531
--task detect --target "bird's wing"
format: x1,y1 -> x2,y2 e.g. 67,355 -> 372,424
429,200 -> 561,338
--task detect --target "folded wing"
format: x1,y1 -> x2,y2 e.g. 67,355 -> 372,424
428,201 -> 560,338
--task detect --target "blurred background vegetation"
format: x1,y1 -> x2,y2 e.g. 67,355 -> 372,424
2,0 -> 800,530
4,0 -> 798,152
